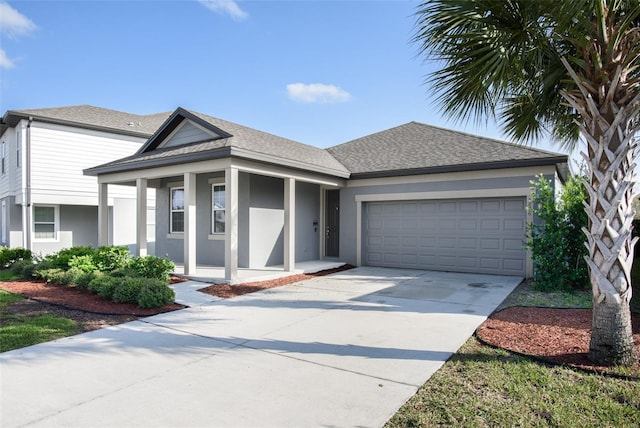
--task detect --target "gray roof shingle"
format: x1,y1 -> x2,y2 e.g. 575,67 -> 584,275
86,108 -> 351,177
2,105 -> 171,137
327,121 -> 567,177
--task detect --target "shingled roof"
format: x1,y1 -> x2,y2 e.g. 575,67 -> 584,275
327,121 -> 568,178
1,105 -> 171,138
85,108 -> 351,178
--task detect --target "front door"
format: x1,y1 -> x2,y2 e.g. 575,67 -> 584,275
325,189 -> 340,257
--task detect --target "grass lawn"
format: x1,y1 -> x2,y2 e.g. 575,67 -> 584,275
0,289 -> 78,352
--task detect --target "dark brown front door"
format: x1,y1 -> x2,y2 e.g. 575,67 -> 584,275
325,189 -> 340,257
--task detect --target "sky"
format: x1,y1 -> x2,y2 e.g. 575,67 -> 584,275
0,0 -> 572,159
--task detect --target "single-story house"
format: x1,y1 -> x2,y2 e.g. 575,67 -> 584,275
85,107 -> 568,283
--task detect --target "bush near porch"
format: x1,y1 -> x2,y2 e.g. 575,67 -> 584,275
2,246 -> 176,309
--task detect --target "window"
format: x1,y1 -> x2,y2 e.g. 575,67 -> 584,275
33,206 -> 57,240
16,131 -> 21,168
170,187 -> 184,233
1,141 -> 5,174
1,201 -> 6,244
212,184 -> 226,234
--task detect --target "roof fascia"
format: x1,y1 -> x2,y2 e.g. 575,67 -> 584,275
348,156 -> 569,179
84,147 -> 234,176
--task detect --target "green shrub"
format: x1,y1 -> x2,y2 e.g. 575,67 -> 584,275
137,279 -> 175,308
46,246 -> 95,270
94,246 -> 132,272
129,255 -> 175,282
59,267 -> 90,286
68,255 -> 97,273
35,268 -> 66,284
0,247 -> 32,269
9,258 -> 37,278
74,270 -> 98,290
109,267 -> 139,278
112,277 -> 145,304
88,275 -> 119,300
527,174 -> 588,291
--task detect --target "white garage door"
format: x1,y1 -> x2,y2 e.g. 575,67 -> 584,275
365,197 -> 527,276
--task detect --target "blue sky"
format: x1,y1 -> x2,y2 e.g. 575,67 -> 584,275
0,0 -> 569,157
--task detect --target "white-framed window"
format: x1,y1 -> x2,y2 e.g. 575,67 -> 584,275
1,200 -> 6,244
170,187 -> 185,233
33,205 -> 58,240
16,130 -> 21,168
1,141 -> 5,175
211,183 -> 226,234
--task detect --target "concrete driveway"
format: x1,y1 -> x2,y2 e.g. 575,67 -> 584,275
0,267 -> 521,427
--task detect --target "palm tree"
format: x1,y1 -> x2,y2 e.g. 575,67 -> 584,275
414,0 -> 639,366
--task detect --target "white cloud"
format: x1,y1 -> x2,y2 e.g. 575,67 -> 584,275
198,0 -> 248,21
286,83 -> 352,104
0,49 -> 15,69
0,2 -> 37,37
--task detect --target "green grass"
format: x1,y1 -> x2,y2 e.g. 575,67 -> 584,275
0,314 -> 78,352
0,290 -> 79,352
386,338 -> 640,427
0,289 -> 25,306
0,269 -> 20,281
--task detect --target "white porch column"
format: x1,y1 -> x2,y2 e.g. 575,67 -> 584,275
225,167 -> 239,283
98,183 -> 109,246
184,173 -> 196,275
284,177 -> 296,272
136,178 -> 148,257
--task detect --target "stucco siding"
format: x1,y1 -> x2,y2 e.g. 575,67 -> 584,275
30,205 -> 99,254
249,175 -> 284,268
338,170 -> 557,268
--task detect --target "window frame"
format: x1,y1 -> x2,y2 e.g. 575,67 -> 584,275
169,186 -> 185,234
1,141 -> 5,175
211,182 -> 226,235
33,205 -> 59,242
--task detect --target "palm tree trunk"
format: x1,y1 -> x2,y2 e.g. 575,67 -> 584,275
561,59 -> 639,366
583,126 -> 638,366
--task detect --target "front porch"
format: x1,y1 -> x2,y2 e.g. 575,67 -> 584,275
170,259 -> 346,306
173,259 -> 346,284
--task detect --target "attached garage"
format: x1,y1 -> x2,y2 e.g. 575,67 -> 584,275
364,197 -> 527,276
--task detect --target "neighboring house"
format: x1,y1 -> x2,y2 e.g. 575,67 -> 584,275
0,105 -> 170,255
85,107 -> 568,283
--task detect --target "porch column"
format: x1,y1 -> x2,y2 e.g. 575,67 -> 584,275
184,173 -> 196,275
284,177 -> 295,272
225,167 -> 239,283
98,183 -> 109,246
136,178 -> 147,257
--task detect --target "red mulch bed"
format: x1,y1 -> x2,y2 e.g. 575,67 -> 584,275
477,307 -> 640,376
198,264 -> 355,299
0,279 -> 185,316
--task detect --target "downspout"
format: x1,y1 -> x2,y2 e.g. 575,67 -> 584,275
21,118 -> 32,250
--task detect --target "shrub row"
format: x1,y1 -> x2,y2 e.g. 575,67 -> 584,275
0,247 -> 32,269
3,245 -> 176,308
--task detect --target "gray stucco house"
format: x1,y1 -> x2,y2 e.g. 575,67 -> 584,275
85,107 -> 568,283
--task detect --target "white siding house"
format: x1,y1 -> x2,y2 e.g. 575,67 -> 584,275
0,105 -> 170,255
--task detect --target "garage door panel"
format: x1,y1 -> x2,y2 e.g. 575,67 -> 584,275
365,197 -> 526,276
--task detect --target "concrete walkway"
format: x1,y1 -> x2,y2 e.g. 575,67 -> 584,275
0,267 -> 521,427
